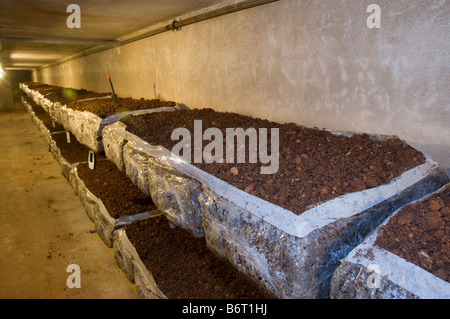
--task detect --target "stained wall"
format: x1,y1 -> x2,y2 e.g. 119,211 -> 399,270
32,0 -> 450,171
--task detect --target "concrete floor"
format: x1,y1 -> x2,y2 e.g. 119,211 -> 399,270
0,107 -> 138,299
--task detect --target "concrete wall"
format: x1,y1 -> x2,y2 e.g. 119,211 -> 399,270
0,82 -> 15,111
32,0 -> 450,171
1,70 -> 31,111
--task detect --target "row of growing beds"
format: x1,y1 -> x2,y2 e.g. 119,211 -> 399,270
20,82 -> 449,299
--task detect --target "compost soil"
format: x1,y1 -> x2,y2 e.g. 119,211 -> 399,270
26,82 -> 177,117
52,131 -> 105,164
25,83 -> 54,91
26,97 -> 65,132
23,94 -> 96,163
375,185 -> 450,282
36,85 -> 111,106
68,97 -> 176,118
125,216 -> 271,299
122,108 -> 426,215
76,160 -> 156,219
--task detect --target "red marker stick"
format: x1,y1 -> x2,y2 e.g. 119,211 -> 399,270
107,75 -> 118,105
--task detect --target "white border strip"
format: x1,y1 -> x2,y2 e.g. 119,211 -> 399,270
346,217 -> 450,299
121,127 -> 439,238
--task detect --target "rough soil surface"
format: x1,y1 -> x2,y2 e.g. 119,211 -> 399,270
26,97 -> 65,132
52,132 -> 104,164
76,160 -> 156,219
125,216 -> 271,299
375,185 -> 450,282
38,86 -> 111,106
122,108 -> 426,215
25,83 -> 54,91
28,83 -> 177,118
23,84 -> 270,299
68,97 -> 176,118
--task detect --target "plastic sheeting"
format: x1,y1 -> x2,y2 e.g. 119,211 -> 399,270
23,82 -> 449,298
123,142 -> 152,197
30,128 -> 118,247
22,83 -> 179,153
62,106 -> 178,153
22,96 -> 55,148
21,83 -> 35,99
21,96 -> 76,180
199,165 -> 448,299
100,115 -> 449,298
102,121 -> 129,172
69,166 -> 161,248
113,228 -> 167,299
102,122 -> 205,238
24,91 -> 159,248
146,153 -> 204,238
71,166 -> 114,246
330,183 -> 450,299
48,132 -> 78,181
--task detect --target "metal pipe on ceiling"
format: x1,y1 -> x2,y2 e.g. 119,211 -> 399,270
40,0 -> 279,69
119,0 -> 280,46
0,36 -> 116,47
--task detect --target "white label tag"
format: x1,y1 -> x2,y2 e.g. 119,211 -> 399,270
66,131 -> 71,143
88,151 -> 96,170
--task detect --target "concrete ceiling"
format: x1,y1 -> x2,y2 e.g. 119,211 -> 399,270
0,0 -> 227,70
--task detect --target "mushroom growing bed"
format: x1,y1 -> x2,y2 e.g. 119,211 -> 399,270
101,108 -> 449,298
21,94 -> 92,179
116,215 -> 271,299
22,88 -> 156,247
375,185 -> 449,283
62,144 -> 272,297
22,94 -> 64,133
71,159 -> 158,247
21,82 -> 179,153
330,183 -> 450,299
21,90 -> 272,298
20,82 -> 448,299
